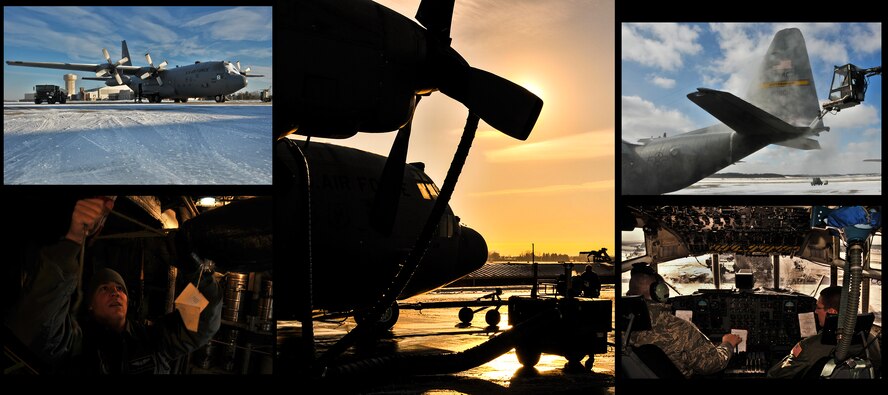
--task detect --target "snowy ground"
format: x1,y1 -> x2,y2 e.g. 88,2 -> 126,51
673,174 -> 881,195
4,102 -> 271,184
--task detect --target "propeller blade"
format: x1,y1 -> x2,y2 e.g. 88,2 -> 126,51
236,61 -> 242,72
371,95 -> 421,235
156,75 -> 163,86
145,53 -> 154,68
103,48 -> 112,63
96,69 -> 109,78
441,67 -> 542,141
158,61 -> 168,70
140,72 -> 151,80
113,70 -> 123,86
371,122 -> 413,236
416,0 -> 455,41
116,57 -> 129,66
243,67 -> 251,74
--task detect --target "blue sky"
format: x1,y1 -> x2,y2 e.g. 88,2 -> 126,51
3,6 -> 272,100
622,23 -> 881,175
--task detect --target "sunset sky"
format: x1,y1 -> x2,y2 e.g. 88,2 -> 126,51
295,0 -> 615,256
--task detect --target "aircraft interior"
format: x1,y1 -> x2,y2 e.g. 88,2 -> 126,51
621,206 -> 881,379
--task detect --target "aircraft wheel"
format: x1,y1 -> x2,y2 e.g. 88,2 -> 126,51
516,347 -> 541,368
182,98 -> 188,103
485,309 -> 501,327
215,95 -> 225,103
377,303 -> 400,330
458,307 -> 474,324
355,302 -> 400,330
35,99 -> 41,104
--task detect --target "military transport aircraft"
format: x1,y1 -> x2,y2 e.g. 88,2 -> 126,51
6,40 -> 264,103
619,206 -> 881,379
622,28 -> 830,195
276,140 -> 488,329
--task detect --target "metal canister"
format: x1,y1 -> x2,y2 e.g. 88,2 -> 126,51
223,272 -> 249,322
257,279 -> 273,331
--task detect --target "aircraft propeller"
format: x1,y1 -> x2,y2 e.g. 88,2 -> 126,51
233,60 -> 262,77
97,48 -> 128,86
139,52 -> 168,86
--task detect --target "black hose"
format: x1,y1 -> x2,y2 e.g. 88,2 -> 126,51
836,242 -> 863,361
325,309 -> 554,378
317,113 -> 480,369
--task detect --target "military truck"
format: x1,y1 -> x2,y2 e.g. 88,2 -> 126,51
34,85 -> 67,104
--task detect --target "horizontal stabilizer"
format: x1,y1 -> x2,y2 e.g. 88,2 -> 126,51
775,137 -> 821,150
688,88 -> 813,143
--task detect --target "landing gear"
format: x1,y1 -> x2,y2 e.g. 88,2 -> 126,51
356,302 -> 400,331
215,95 -> 226,103
516,347 -> 541,368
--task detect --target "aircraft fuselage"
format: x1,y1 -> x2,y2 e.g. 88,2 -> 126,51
284,141 -> 488,313
125,61 -> 248,100
622,126 -> 769,195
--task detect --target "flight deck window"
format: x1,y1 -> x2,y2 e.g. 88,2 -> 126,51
417,183 -> 431,200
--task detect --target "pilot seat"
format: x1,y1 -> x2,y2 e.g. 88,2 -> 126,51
619,295 -> 684,379
806,313 -> 880,379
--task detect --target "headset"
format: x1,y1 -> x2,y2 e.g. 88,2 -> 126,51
631,263 -> 669,303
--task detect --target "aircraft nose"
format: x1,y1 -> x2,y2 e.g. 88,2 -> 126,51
458,225 -> 488,276
242,75 -> 248,88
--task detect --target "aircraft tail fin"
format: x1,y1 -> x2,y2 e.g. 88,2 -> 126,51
121,40 -> 132,66
746,28 -> 823,131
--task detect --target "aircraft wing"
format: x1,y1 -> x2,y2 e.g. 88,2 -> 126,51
688,88 -> 814,143
6,60 -> 142,74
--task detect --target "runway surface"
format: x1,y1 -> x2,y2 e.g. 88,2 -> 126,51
674,174 -> 881,195
3,101 -> 271,184
278,285 -> 615,394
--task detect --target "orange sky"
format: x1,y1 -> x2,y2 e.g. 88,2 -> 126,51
300,0 -> 615,256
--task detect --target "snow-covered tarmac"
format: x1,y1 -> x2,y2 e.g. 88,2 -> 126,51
4,102 -> 271,184
671,174 -> 881,195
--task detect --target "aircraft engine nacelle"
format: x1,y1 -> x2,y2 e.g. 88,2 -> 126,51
280,0 -> 542,142
282,0 -> 431,139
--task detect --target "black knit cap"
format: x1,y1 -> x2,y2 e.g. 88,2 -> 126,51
86,268 -> 128,301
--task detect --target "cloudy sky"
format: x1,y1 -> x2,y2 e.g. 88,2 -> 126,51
3,6 -> 272,100
297,0 -> 615,256
622,23 -> 881,175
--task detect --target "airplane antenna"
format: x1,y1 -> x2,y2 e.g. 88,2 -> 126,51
531,243 -> 538,298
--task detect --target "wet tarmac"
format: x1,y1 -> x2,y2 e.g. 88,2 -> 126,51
278,285 -> 615,394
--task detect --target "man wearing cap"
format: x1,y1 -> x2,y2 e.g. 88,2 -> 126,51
6,198 -> 223,374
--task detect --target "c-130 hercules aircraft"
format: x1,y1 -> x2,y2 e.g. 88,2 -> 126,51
622,28 -> 870,195
6,40 -> 264,103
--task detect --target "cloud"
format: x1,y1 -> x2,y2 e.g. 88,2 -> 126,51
182,7 -> 272,41
622,23 -> 702,71
826,104 -> 880,129
467,180 -> 612,197
862,128 -> 880,137
647,74 -> 675,89
130,17 -> 178,43
621,95 -> 697,142
850,23 -> 881,54
484,130 -> 612,163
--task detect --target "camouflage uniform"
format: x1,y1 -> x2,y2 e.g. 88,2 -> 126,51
629,301 -> 734,378
767,332 -> 881,378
